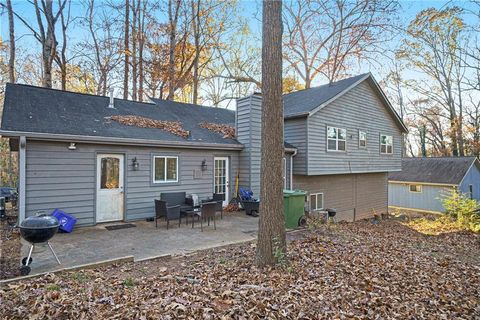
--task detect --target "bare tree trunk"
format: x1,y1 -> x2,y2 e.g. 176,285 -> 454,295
191,0 -> 200,104
256,0 -> 285,267
56,0 -> 70,90
123,0 -> 130,99
131,0 -> 138,101
6,0 -> 15,83
36,0 -> 56,88
167,0 -> 181,100
420,124 -> 427,157
7,0 -> 66,88
137,0 -> 146,102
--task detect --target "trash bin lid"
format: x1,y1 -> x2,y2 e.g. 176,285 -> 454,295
283,190 -> 306,197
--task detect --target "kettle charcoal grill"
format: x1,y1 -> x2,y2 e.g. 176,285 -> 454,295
19,213 -> 61,275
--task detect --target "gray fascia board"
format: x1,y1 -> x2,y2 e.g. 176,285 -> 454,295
283,113 -> 309,120
0,130 -> 244,151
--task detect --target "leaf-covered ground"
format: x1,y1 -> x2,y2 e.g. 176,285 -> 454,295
1,219 -> 479,319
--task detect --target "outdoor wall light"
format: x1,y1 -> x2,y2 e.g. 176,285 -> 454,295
68,142 -> 76,150
201,159 -> 208,171
132,157 -> 140,171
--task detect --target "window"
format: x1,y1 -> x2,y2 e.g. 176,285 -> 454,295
359,130 -> 367,147
310,193 -> 324,211
409,184 -> 422,193
469,184 -> 473,200
100,157 -> 120,189
327,126 -> 346,151
282,157 -> 287,189
380,134 -> 393,154
153,156 -> 178,183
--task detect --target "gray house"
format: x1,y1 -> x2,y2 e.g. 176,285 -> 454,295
389,157 -> 480,213
283,74 -> 408,221
0,73 -> 406,226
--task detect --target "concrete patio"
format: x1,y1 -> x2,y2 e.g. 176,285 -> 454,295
19,212 -> 259,276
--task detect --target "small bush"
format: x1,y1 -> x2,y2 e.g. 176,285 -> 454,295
71,272 -> 89,283
45,284 -> 60,291
442,190 -> 480,233
122,277 -> 136,287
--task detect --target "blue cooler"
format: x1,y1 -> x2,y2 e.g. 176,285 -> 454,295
51,209 -> 77,233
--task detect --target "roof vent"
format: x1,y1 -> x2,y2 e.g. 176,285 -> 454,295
108,88 -> 115,109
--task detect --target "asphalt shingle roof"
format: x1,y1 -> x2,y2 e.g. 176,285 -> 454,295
0,83 -> 297,150
388,157 -> 479,185
0,83 -> 241,146
283,73 -> 369,118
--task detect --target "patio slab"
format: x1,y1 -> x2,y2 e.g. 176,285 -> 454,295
19,212 -> 259,276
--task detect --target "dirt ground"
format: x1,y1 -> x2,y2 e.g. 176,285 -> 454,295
1,219 -> 479,319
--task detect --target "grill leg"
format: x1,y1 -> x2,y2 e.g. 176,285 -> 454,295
47,241 -> 61,265
25,244 -> 34,267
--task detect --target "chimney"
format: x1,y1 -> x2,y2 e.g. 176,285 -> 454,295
236,94 -> 262,196
108,88 -> 115,108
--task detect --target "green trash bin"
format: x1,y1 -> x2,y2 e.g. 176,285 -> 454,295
283,190 -> 307,228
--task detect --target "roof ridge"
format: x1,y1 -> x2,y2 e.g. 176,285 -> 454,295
150,97 -> 235,113
283,73 -> 370,97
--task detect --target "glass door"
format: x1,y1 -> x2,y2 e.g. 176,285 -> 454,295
214,157 -> 229,206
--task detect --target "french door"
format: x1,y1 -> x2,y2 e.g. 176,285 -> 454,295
214,157 -> 229,206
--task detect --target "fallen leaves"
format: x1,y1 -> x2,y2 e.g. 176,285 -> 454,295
0,216 -> 21,280
107,115 -> 190,138
199,122 -> 236,139
1,220 -> 479,319
404,215 -> 469,235
224,203 -> 239,212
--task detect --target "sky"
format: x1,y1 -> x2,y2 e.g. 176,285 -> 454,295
2,0 -> 470,59
0,0 -> 478,102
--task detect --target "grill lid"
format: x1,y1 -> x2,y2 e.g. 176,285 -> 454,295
20,214 -> 59,229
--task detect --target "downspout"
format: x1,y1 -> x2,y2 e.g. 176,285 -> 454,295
290,149 -> 297,190
18,136 -> 26,224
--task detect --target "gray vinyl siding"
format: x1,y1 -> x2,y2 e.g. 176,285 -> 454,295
459,163 -> 480,201
25,140 -> 239,226
307,81 -> 403,175
284,118 -> 307,175
236,95 -> 262,196
388,182 -> 453,213
293,172 -> 388,221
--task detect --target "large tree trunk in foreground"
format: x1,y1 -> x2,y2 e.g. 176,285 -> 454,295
256,0 -> 285,267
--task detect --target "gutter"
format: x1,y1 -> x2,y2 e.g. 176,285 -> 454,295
0,130 -> 244,151
388,180 -> 458,187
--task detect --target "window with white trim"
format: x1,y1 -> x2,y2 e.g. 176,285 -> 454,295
359,130 -> 367,147
409,184 -> 422,193
282,157 -> 287,189
327,126 -> 346,151
380,134 -> 393,154
153,156 -> 178,183
310,193 -> 324,211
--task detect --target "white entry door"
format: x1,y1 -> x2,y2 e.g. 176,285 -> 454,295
214,157 -> 229,206
96,154 -> 124,223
